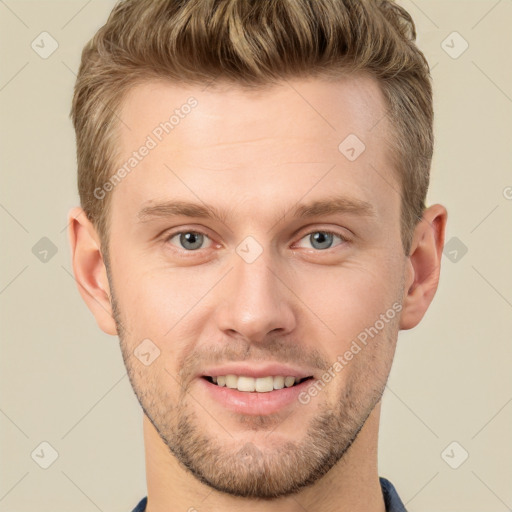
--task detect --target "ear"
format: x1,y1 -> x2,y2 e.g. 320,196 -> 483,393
399,204 -> 448,330
67,207 -> 118,335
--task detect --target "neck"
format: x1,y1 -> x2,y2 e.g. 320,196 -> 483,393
143,402 -> 386,512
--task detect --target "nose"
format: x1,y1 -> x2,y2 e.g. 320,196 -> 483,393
214,247 -> 298,343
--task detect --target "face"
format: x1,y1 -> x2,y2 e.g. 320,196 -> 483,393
105,75 -> 407,498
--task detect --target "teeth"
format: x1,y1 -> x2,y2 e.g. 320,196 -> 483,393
225,374 -> 238,389
238,376 -> 256,392
284,376 -> 296,388
255,376 -> 274,392
273,376 -> 285,390
210,375 -> 301,392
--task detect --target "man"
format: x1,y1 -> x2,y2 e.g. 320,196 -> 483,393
68,0 -> 447,510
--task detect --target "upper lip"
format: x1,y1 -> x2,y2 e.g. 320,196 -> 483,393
200,363 -> 315,380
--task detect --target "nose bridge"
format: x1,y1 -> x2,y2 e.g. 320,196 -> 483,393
215,240 -> 296,342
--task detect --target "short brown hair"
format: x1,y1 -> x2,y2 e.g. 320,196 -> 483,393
71,0 -> 433,257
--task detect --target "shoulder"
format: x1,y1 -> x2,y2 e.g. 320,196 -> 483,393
379,477 -> 408,512
130,496 -> 147,512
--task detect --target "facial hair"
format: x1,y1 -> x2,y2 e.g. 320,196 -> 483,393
105,259 -> 399,499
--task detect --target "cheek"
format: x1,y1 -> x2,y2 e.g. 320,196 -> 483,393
296,262 -> 396,343
112,262 -> 206,354
296,260 -> 401,396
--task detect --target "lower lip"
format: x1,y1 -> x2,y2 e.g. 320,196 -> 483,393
199,377 -> 313,415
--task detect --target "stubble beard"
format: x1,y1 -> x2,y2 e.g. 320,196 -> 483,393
106,263 -> 394,499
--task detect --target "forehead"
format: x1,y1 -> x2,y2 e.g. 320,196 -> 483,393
111,75 -> 398,228
119,74 -> 389,151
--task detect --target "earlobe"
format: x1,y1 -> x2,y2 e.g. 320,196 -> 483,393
67,207 -> 118,336
399,204 -> 448,331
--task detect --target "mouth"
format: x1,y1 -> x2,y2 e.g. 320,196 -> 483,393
202,375 -> 314,392
197,364 -> 318,415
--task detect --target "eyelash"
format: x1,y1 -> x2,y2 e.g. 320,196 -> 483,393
163,228 -> 351,254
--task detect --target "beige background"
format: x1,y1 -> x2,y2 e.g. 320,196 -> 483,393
1,1 -> 511,510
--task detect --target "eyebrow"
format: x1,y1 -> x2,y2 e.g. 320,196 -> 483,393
136,196 -> 376,225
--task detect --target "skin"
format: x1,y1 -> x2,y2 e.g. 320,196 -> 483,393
68,74 -> 447,512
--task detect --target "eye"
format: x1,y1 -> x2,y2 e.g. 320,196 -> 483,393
295,230 -> 348,251
163,228 -> 349,254
166,230 -> 213,251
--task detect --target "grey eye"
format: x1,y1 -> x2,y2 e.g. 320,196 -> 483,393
295,230 -> 347,251
169,231 -> 206,250
308,231 -> 335,250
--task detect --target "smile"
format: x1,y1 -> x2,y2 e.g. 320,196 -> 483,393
203,375 -> 313,392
